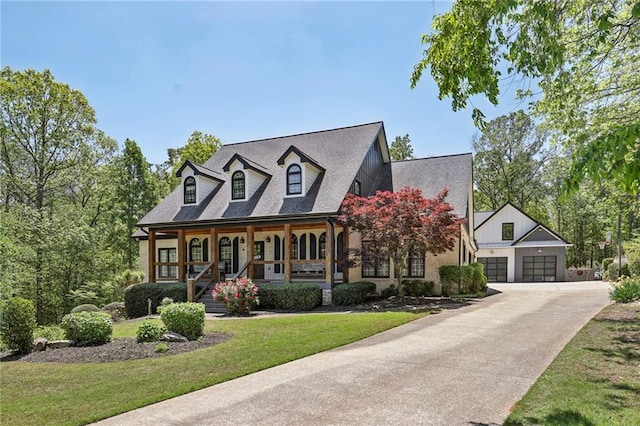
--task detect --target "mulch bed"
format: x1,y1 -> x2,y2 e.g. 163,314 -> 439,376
0,332 -> 232,364
1,295 -> 485,364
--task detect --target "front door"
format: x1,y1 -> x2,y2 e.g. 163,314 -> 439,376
253,241 -> 265,280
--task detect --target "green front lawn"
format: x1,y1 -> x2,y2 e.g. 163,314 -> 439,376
1,312 -> 426,426
505,303 -> 640,425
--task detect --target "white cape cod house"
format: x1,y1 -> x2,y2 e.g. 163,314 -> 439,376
134,122 -> 476,305
475,202 -> 572,282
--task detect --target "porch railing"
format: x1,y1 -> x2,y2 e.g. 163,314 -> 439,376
193,261 -> 217,302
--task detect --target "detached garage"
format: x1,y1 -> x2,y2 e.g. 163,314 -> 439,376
475,203 -> 572,283
478,257 -> 507,282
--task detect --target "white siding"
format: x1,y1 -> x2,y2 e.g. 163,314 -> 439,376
304,164 -> 320,193
246,170 -> 264,199
197,176 -> 219,203
475,204 -> 537,244
227,161 -> 267,202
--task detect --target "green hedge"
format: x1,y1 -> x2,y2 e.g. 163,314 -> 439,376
439,264 -> 487,296
402,280 -> 434,297
0,297 -> 37,354
61,311 -> 113,346
256,283 -> 322,311
332,282 -> 377,306
606,262 -> 631,281
160,302 -> 205,341
124,282 -> 205,318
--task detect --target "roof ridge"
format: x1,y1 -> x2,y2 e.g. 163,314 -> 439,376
222,121 -> 383,147
392,152 -> 472,163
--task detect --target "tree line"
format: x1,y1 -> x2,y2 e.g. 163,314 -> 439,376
0,67 -> 221,323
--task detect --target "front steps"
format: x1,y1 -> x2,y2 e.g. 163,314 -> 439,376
196,283 -> 227,314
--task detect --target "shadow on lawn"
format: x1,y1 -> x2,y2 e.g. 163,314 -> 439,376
504,410 -> 596,426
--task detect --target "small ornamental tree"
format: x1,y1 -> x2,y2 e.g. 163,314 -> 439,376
339,186 -> 464,295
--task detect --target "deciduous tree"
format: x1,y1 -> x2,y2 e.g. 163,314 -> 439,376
1,67 -> 116,322
473,111 -> 551,212
389,134 -> 414,161
411,0 -> 640,195
161,131 -> 222,190
339,187 -> 463,294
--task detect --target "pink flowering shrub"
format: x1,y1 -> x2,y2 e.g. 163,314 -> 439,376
212,277 -> 259,315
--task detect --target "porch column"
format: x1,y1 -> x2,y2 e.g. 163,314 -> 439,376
325,221 -> 334,286
284,224 -> 292,283
177,229 -> 186,282
246,225 -> 254,279
148,230 -> 156,282
342,225 -> 350,283
210,227 -> 218,282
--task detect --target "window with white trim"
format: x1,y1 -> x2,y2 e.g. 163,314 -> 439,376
287,164 -> 302,195
184,177 -> 196,204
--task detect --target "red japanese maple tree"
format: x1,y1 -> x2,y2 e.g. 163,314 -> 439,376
338,186 -> 464,294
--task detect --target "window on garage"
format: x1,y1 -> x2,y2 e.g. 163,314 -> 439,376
522,256 -> 556,282
478,257 -> 507,282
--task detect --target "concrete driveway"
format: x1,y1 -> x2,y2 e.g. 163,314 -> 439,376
94,281 -> 611,426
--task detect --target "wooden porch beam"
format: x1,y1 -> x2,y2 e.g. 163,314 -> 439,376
148,230 -> 156,282
210,227 -> 218,283
246,225 -> 254,279
325,221 -> 334,286
284,224 -> 292,283
177,229 -> 186,282
343,225 -> 350,283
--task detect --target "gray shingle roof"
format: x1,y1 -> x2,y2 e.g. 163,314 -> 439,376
390,153 -> 473,218
138,122 -> 384,226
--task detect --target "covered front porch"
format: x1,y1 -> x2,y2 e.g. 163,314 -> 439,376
145,219 -> 349,301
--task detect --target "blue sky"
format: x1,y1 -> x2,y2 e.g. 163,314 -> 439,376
2,1 -> 522,165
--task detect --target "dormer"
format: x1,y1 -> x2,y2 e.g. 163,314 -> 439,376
277,146 -> 325,197
176,160 -> 225,206
222,154 -> 271,202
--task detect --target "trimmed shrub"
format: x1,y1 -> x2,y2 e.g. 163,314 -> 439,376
33,325 -> 65,341
402,280 -> 434,297
160,302 -> 205,341
469,262 -> 488,293
439,265 -> 485,295
212,277 -> 259,315
257,283 -> 322,311
332,282 -> 377,306
136,320 -> 167,343
102,302 -> 126,321
610,277 -> 640,303
124,282 -> 205,318
0,297 -> 37,354
607,262 -> 631,281
71,304 -> 100,313
61,311 -> 113,346
380,284 -> 398,298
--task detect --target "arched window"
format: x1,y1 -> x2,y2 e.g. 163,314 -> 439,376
300,234 -> 307,260
189,238 -> 202,262
309,234 -> 317,259
232,171 -> 245,200
274,235 -> 281,273
291,234 -> 299,260
287,164 -> 302,195
202,238 -> 209,262
336,231 -> 344,272
319,233 -> 326,259
184,176 -> 196,204
219,237 -> 232,274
